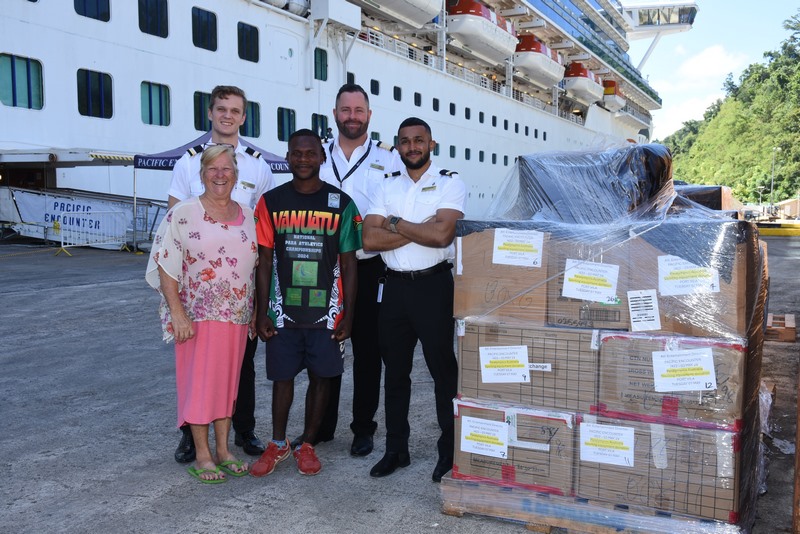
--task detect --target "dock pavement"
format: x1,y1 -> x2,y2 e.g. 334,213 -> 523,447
0,236 -> 796,533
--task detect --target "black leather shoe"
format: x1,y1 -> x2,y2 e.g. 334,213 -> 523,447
174,428 -> 195,464
234,430 -> 266,456
432,456 -> 453,483
350,434 -> 374,456
369,452 -> 410,478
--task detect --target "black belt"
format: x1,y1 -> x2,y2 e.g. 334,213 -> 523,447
385,261 -> 452,280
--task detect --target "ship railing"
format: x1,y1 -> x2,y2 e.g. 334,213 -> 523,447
55,210 -> 128,256
618,102 -> 651,126
362,28 -> 557,117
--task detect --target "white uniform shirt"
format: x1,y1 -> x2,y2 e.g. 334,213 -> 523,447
321,136 -> 401,259
367,163 -> 466,271
168,142 -> 275,209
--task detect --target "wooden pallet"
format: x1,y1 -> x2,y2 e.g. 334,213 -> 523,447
765,313 -> 796,342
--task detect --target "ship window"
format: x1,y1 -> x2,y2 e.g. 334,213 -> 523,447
239,23 -> 259,63
139,0 -> 168,38
311,113 -> 328,139
503,119 -> 508,131
478,112 -> 484,124
277,107 -> 296,142
371,132 -> 380,141
370,79 -> 379,96
514,122 -> 519,134
314,48 -> 328,81
543,131 -> 547,141
192,7 -> 217,52
449,145 -> 455,158
525,126 -> 529,136
394,135 -> 398,146
491,115 -> 497,127
75,0 -> 110,22
449,103 -> 456,116
433,143 -> 440,156
414,92 -> 421,107
241,101 -> 261,138
140,81 -> 170,126
479,151 -> 484,162
347,72 -> 355,84
432,98 -> 439,112
534,128 -> 538,139
464,148 -> 470,160
492,153 -> 497,164
77,69 -> 113,119
465,107 -> 471,120
193,91 -> 212,130
393,86 -> 401,102
504,155 -> 509,166
0,54 -> 44,110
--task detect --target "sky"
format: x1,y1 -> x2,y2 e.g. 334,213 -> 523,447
626,1 -> 799,140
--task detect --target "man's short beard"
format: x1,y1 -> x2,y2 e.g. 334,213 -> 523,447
400,150 -> 430,170
335,118 -> 369,140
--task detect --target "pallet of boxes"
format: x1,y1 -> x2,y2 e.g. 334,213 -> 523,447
441,144 -> 769,533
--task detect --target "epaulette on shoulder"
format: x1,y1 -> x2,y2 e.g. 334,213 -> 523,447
376,141 -> 395,152
187,144 -> 205,157
244,146 -> 262,159
384,171 -> 401,178
439,169 -> 458,177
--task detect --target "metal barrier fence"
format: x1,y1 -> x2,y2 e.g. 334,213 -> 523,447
55,210 -> 128,256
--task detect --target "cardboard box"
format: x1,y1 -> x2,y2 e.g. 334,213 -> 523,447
597,332 -> 746,431
545,235 -> 631,330
575,415 -> 740,523
454,227 -> 548,325
453,398 -> 575,495
458,321 -> 598,413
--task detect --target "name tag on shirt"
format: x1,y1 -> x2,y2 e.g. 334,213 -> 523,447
422,185 -> 437,192
328,193 -> 341,208
370,163 -> 385,171
240,180 -> 255,190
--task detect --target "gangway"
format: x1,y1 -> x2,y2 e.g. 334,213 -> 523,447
621,1 -> 698,70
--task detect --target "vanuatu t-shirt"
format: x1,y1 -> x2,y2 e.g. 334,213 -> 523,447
255,181 -> 361,329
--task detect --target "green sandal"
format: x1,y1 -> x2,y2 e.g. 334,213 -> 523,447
187,466 -> 227,484
217,459 -> 249,477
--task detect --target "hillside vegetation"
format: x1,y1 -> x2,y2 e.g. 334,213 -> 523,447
660,9 -> 800,204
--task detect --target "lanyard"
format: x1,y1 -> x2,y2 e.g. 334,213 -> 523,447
329,140 -> 372,187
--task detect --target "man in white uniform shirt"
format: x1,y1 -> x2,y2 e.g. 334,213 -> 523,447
362,117 -> 466,483
168,85 -> 275,463
307,84 -> 400,457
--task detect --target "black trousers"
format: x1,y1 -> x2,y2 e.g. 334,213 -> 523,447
379,269 -> 457,459
318,256 -> 385,439
231,335 -> 258,434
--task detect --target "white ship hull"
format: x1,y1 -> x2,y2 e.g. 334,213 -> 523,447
1,0 -> 682,218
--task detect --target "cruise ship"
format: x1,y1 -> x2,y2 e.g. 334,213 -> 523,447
0,0 -> 696,244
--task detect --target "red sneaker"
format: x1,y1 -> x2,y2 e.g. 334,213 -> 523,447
293,443 -> 322,475
250,441 -> 290,477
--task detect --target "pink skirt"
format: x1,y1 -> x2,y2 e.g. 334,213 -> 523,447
175,321 -> 248,427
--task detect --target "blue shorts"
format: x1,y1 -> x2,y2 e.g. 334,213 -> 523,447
265,328 -> 345,381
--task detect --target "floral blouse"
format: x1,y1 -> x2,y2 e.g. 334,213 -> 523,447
145,197 -> 258,342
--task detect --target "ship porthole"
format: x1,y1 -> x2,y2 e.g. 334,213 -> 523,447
288,49 -> 293,58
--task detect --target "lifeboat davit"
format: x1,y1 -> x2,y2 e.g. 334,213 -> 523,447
357,0 -> 441,29
513,35 -> 564,89
563,62 -> 603,105
446,0 -> 518,63
602,80 -> 626,112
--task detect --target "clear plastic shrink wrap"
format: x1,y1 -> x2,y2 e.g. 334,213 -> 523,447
445,144 -> 767,532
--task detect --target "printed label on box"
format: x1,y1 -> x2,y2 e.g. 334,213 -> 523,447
651,347 -> 717,392
479,345 -> 530,383
528,362 -> 552,372
460,415 -> 509,458
562,259 -> 619,304
627,289 -> 661,331
657,255 -> 721,296
580,422 -> 635,467
492,228 -> 544,267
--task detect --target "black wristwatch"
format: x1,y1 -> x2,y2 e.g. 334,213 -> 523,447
389,216 -> 401,233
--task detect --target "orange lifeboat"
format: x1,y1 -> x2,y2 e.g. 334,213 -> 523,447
563,62 -> 603,105
446,0 -> 518,63
602,80 -> 626,112
513,35 -> 564,89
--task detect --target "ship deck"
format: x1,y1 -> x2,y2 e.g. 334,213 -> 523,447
0,236 -> 795,533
